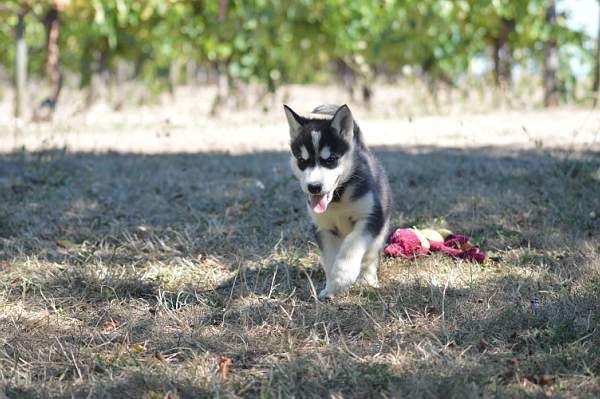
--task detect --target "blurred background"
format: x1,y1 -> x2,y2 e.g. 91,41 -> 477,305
0,0 -> 599,151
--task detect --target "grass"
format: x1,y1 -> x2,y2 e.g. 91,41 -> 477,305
0,143 -> 598,398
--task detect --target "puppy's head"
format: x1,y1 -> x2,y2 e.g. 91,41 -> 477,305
283,104 -> 355,214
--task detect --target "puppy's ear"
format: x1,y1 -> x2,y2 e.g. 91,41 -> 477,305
331,104 -> 354,138
283,105 -> 303,139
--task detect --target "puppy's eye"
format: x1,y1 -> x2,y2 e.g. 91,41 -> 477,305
296,157 -> 309,169
323,155 -> 338,164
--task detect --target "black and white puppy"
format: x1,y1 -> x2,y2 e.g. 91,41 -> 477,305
284,104 -> 392,299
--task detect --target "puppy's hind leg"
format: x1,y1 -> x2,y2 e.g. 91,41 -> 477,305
358,252 -> 380,288
357,227 -> 387,288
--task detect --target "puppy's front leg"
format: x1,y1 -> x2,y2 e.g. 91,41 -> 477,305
316,229 -> 342,285
319,221 -> 373,299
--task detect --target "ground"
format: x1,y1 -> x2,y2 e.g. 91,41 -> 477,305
0,85 -> 599,398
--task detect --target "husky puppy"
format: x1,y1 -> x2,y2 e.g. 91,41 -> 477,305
284,104 -> 392,299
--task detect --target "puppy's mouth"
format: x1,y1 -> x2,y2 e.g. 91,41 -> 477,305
309,191 -> 334,214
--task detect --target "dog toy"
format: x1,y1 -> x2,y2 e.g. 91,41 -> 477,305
384,227 -> 485,263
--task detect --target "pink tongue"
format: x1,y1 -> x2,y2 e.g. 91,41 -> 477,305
310,194 -> 329,214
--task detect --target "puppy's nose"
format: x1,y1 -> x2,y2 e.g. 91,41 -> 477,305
307,183 -> 322,194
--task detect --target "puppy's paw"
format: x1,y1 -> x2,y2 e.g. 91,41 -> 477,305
318,288 -> 335,301
357,274 -> 380,288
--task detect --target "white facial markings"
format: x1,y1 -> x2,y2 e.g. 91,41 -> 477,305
300,146 -> 309,161
311,130 -> 321,158
290,129 -> 345,197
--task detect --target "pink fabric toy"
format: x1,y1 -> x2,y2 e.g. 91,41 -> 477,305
384,228 -> 430,258
384,228 -> 485,263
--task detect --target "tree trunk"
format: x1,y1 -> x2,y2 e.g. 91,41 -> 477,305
79,38 -> 93,88
34,4 -> 62,121
493,18 -> 515,87
210,63 -> 229,116
186,60 -> 197,85
15,11 -> 27,119
543,0 -> 559,107
45,5 -> 61,103
335,59 -> 357,100
593,0 -> 600,105
492,39 -> 500,86
169,59 -> 180,93
219,0 -> 228,22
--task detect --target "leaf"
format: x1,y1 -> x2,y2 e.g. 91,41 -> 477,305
538,374 -> 556,386
56,239 -> 76,250
538,374 -> 557,386
522,374 -> 556,386
424,305 -> 440,316
218,356 -> 232,380
478,338 -> 490,352
132,343 -> 145,353
100,319 -> 119,334
460,241 -> 475,251
154,351 -> 166,363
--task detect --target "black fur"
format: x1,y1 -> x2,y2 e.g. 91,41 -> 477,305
290,121 -> 350,171
288,104 -> 392,240
310,105 -> 392,239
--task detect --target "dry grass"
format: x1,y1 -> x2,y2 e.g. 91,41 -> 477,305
0,90 -> 599,398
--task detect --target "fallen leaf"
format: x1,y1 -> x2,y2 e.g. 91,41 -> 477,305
142,391 -> 162,399
425,305 -> 440,316
155,352 -> 166,363
460,242 -> 475,251
56,239 -> 76,249
487,251 -> 502,262
101,319 -> 118,334
515,212 -> 530,225
132,343 -> 145,353
539,374 -> 556,386
523,374 -> 556,386
218,356 -> 232,380
523,374 -> 536,384
478,339 -> 490,352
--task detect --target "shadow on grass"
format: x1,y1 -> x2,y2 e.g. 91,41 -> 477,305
3,146 -> 596,296
1,146 -> 598,262
0,146 -> 599,397
1,144 -> 598,329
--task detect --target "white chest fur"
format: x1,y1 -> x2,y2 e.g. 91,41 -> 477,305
309,192 -> 374,237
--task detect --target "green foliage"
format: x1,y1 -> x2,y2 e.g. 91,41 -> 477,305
0,0 -> 593,94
